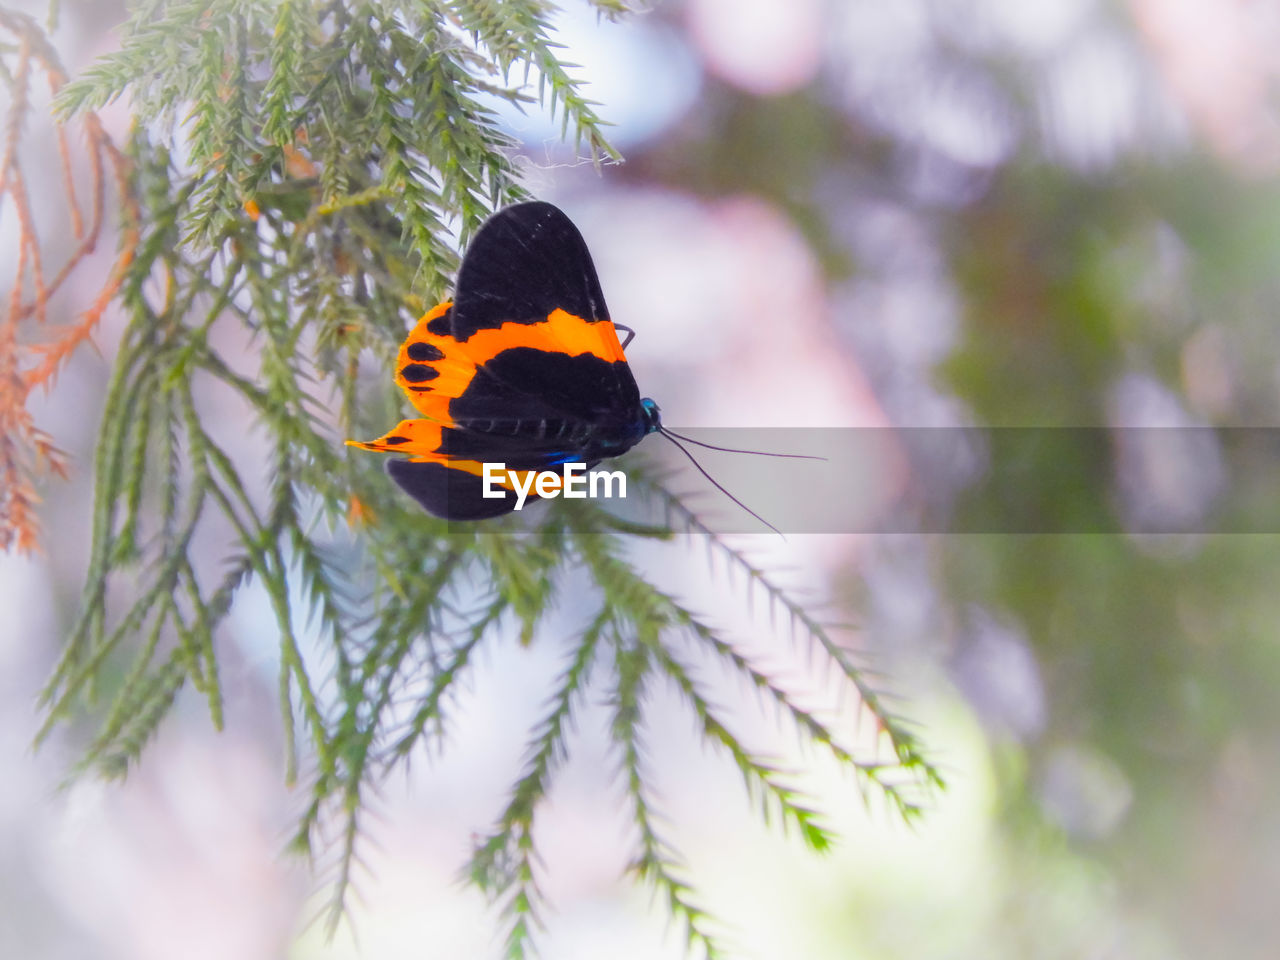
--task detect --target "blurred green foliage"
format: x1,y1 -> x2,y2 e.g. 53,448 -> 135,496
617,3 -> 1280,957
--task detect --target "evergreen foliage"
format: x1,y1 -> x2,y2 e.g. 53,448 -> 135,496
9,1 -> 941,953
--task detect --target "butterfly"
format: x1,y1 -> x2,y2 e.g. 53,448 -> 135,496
349,201 -> 810,527
348,201 -> 663,520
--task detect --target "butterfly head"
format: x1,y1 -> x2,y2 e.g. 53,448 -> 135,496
640,398 -> 662,435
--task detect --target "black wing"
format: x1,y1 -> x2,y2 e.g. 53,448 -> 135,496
449,200 -> 612,339
444,201 -> 643,440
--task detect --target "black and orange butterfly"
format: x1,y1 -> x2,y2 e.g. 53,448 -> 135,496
350,201 -> 803,526
348,201 -> 662,520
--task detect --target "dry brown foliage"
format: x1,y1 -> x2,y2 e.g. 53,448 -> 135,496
0,8 -> 137,552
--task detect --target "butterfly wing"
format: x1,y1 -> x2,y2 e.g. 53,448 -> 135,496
446,201 -> 641,430
350,202 -> 645,520
451,200 -> 612,339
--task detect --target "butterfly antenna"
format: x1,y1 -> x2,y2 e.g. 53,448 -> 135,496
659,428 -> 785,537
659,427 -> 825,461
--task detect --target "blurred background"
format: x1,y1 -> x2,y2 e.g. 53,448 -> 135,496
5,0 -> 1280,957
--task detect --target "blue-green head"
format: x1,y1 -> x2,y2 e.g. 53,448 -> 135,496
640,398 -> 662,435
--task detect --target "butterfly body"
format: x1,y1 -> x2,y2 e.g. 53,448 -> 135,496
350,202 -> 660,520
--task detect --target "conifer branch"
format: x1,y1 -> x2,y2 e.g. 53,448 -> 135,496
17,3 -> 944,956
